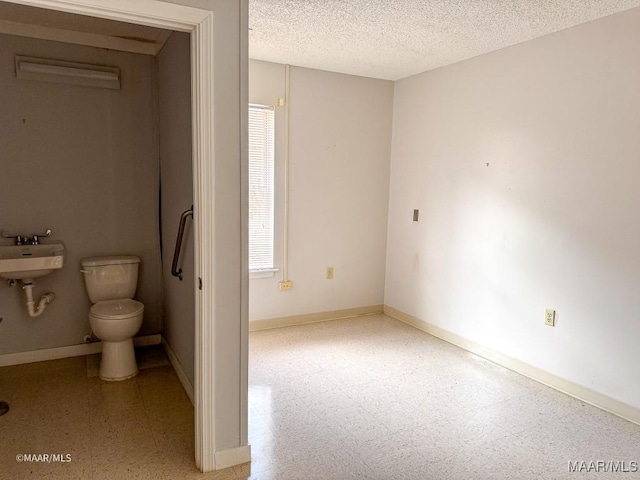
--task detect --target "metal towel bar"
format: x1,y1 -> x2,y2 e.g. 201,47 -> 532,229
171,206 -> 193,281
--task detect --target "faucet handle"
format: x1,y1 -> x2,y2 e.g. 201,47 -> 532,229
31,229 -> 52,239
1,232 -> 25,245
29,230 -> 52,245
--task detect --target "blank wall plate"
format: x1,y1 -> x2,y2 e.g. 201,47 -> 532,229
545,309 -> 556,326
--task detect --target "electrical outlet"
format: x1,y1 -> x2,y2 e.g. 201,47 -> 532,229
545,309 -> 556,326
326,267 -> 334,279
279,281 -> 293,291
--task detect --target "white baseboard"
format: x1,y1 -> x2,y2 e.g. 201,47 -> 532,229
0,334 -> 162,367
249,304 -> 383,331
383,305 -> 640,426
161,336 -> 194,405
214,444 -> 251,470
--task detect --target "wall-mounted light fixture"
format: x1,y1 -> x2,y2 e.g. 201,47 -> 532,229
15,56 -> 120,90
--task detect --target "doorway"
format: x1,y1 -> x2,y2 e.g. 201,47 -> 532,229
1,0 -> 248,473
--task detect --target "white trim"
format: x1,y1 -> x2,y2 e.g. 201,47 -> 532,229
282,64 -> 291,283
1,0 -> 206,32
0,19 -> 158,55
161,336 -> 194,405
214,445 -> 251,470
0,334 -> 161,367
383,305 -> 640,426
190,11 -> 216,473
5,0 -> 218,472
249,268 -> 279,279
249,305 -> 383,331
0,341 -> 100,367
239,0 -> 250,450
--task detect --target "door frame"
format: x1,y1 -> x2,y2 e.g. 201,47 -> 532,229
5,0 -> 219,472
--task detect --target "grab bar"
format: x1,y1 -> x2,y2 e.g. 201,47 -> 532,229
171,206 -> 193,280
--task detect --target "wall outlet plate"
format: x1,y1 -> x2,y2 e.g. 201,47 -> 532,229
279,281 -> 293,291
545,309 -> 556,326
326,267 -> 334,279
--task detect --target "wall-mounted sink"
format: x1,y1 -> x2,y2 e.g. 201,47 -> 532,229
0,242 -> 65,280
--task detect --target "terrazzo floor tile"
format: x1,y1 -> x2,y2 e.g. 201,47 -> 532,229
2,315 -> 639,479
0,346 -> 240,480
248,314 -> 640,479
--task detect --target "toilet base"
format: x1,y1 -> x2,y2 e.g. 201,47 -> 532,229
100,338 -> 138,381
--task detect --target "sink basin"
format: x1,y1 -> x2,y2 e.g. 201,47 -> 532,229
0,242 -> 65,280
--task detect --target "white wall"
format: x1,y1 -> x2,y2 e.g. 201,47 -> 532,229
386,8 -> 640,408
156,32 -> 195,384
0,33 -> 161,355
161,0 -> 249,452
249,60 -> 393,321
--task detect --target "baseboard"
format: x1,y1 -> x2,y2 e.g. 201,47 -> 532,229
249,305 -> 383,331
383,305 -> 640,426
214,444 -> 251,470
161,336 -> 194,405
0,334 -> 162,367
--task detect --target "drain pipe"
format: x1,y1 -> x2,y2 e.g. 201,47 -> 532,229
22,282 -> 55,317
283,64 -> 291,283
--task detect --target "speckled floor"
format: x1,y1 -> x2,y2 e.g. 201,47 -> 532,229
2,317 -> 639,480
247,314 -> 640,479
0,346 -> 244,480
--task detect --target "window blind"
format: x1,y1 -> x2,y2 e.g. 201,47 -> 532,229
248,104 -> 275,270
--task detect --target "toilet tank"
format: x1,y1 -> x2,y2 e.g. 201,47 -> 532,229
81,256 -> 141,303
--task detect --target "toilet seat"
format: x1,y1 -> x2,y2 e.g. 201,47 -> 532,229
90,299 -> 144,320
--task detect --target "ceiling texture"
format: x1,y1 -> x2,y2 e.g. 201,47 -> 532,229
249,0 -> 640,80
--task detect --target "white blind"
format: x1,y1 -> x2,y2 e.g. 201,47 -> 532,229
248,104 -> 275,270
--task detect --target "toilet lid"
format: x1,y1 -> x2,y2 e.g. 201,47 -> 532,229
91,299 -> 144,320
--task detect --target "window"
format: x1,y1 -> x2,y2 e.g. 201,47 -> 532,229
248,104 -> 275,271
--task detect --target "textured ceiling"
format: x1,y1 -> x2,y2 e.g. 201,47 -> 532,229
249,0 -> 640,80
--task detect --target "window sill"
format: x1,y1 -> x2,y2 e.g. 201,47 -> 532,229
249,268 -> 279,279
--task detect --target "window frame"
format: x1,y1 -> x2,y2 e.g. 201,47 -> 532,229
248,103 -> 277,275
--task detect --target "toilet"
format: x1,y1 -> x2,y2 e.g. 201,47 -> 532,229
80,256 -> 144,381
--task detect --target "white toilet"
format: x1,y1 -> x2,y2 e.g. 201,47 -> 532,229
81,256 -> 145,381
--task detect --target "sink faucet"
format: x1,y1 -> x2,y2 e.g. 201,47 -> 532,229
12,235 -> 33,245
2,230 -> 52,245
11,235 -> 33,245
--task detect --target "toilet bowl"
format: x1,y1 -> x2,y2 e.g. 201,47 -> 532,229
89,299 -> 144,380
81,256 -> 144,381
